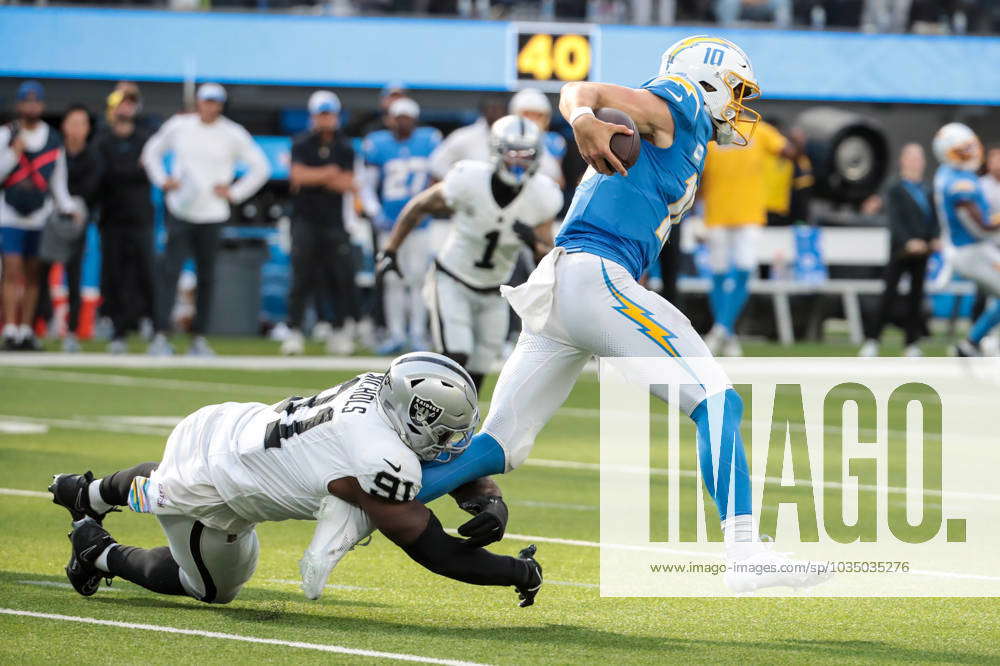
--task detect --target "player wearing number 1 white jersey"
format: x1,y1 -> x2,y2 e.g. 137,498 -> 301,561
50,353 -> 543,608
377,115 -> 563,390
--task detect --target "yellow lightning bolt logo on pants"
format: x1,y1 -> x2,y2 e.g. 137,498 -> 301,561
601,261 -> 681,357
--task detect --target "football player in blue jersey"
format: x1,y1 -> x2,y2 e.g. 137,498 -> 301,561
362,98 -> 442,353
931,123 -> 1000,357
334,36 -> 831,593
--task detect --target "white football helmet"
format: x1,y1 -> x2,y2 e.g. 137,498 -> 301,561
378,352 -> 480,462
933,122 -> 983,172
509,88 -> 552,117
490,114 -> 543,186
659,35 -> 761,146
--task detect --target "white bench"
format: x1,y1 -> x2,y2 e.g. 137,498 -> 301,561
677,277 -> 976,346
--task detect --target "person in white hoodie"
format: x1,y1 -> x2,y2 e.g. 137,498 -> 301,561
141,83 -> 270,356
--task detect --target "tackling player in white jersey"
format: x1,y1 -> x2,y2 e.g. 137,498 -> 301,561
49,353 -> 542,607
377,115 -> 564,390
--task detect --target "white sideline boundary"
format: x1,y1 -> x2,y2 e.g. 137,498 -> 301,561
0,352 -> 555,374
5,488 -> 1000,584
0,608 -> 489,665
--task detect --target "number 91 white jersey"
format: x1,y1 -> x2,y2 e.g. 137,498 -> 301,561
195,373 -> 423,526
437,160 -> 563,289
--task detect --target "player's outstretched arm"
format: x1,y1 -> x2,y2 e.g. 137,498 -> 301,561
376,182 -> 455,279
450,476 -> 509,547
330,477 -> 540,602
559,81 -> 675,176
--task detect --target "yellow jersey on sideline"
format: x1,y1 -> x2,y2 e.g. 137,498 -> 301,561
700,121 -> 787,227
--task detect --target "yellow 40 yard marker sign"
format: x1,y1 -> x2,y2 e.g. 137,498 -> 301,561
509,23 -> 599,92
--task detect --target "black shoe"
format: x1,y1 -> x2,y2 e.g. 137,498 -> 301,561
49,472 -> 115,523
18,334 -> 41,351
2,336 -> 18,351
67,518 -> 116,596
955,339 -> 982,358
515,544 -> 542,608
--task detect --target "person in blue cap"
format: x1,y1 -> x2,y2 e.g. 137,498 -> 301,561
0,80 -> 81,350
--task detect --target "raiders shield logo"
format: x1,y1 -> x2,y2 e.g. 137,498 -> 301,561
408,395 -> 443,426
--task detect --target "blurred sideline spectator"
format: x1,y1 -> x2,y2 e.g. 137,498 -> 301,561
429,95 -> 506,180
858,143 -> 939,358
980,146 -> 1000,214
282,91 -> 361,356
37,104 -> 103,353
95,84 -> 156,354
0,81 -> 79,351
141,82 -> 270,357
362,98 -> 441,353
508,88 -> 565,186
716,0 -> 791,27
699,119 -> 795,356
345,81 -> 408,138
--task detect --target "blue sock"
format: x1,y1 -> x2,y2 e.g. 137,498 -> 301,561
710,272 -> 729,331
969,300 -> 1000,345
416,432 -> 506,503
689,388 -> 752,521
721,269 -> 751,334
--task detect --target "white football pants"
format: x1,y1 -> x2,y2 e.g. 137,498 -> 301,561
482,250 -> 728,470
382,227 -> 432,342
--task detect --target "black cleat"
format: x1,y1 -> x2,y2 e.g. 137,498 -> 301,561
66,518 -> 116,596
954,339 -> 982,358
515,544 -> 542,608
49,472 -> 115,523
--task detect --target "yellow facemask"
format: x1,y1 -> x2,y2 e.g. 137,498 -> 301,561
720,70 -> 761,147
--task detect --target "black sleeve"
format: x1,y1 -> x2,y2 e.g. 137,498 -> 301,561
290,134 -> 310,166
886,183 -> 918,247
926,185 -> 941,239
400,513 -> 531,587
78,146 -> 105,206
336,137 -> 354,171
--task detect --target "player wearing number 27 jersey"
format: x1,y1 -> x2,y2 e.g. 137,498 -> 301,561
414,35 -> 832,594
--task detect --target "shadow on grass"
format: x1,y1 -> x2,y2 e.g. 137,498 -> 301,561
2,571 -> 990,662
0,570 -> 388,610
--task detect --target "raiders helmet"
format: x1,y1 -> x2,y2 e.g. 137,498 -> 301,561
490,114 -> 543,186
378,352 -> 480,462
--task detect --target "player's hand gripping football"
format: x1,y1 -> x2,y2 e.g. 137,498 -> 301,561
375,249 -> 403,280
515,544 -> 542,607
572,113 -> 633,177
457,494 -> 509,547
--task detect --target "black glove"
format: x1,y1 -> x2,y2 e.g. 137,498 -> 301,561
375,249 -> 403,280
512,221 -> 536,249
515,544 -> 542,608
457,495 -> 508,548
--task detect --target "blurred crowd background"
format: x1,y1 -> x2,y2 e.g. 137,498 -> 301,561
0,2 -> 998,357
33,0 -> 1000,34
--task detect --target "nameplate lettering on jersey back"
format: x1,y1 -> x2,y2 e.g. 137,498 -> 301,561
341,373 -> 383,414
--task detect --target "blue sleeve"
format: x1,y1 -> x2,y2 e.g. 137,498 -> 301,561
546,132 -> 567,160
641,75 -> 703,133
361,134 -> 382,166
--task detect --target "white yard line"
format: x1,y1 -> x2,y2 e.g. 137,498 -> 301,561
17,580 -> 122,593
0,608 -> 489,665
0,488 -> 50,499
0,402 -> 991,504
3,489 -> 996,586
3,367 -> 316,397
265,578 -> 375,591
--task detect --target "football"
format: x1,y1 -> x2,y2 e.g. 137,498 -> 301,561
596,107 -> 641,170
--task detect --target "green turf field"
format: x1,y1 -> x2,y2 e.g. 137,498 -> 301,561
1,344 -> 997,664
